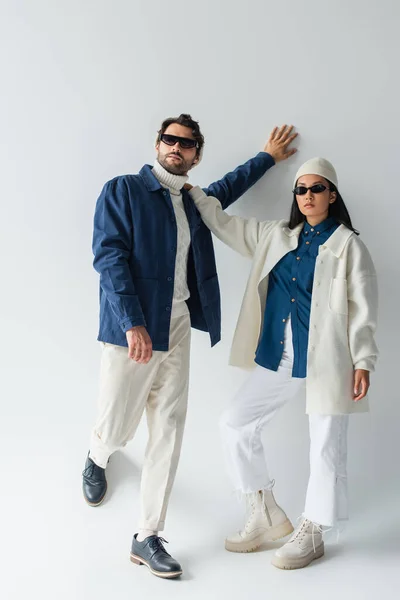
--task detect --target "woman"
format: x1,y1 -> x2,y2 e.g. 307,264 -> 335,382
187,137 -> 378,570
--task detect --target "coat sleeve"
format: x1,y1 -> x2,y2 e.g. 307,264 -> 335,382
92,177 -> 146,332
189,186 -> 273,258
202,152 -> 275,210
346,237 -> 379,371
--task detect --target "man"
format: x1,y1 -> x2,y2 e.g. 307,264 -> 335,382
82,114 -> 297,579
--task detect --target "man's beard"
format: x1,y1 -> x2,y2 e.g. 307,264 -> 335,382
157,150 -> 192,175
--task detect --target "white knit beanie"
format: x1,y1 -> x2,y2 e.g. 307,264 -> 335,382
294,157 -> 338,189
155,135 -> 204,166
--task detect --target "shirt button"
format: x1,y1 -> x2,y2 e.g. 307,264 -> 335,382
282,319 -> 286,322
292,277 -> 296,281
311,228 -> 314,232
291,298 -> 296,303
317,231 -> 320,235
296,256 -> 301,261
280,341 -> 284,344
306,241 -> 310,245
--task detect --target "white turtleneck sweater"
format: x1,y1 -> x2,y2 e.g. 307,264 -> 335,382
152,160 -> 191,318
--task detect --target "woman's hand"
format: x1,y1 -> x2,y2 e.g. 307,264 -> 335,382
265,125 -> 298,162
353,369 -> 370,401
183,183 -> 193,191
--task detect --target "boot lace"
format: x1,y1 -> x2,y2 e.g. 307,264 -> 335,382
242,482 -> 275,533
289,518 -> 324,553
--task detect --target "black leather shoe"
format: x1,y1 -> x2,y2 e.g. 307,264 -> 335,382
130,535 -> 183,579
82,455 -> 107,506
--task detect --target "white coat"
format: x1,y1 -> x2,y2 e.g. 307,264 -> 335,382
190,187 -> 379,415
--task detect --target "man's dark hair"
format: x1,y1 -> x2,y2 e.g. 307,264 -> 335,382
157,113 -> 205,157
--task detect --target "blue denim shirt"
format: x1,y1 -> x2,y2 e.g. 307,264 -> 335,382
255,217 -> 339,377
93,152 -> 275,350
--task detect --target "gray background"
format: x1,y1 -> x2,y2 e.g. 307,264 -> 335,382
1,1 -> 399,598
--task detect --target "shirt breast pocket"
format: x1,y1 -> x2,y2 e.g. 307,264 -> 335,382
329,278 -> 348,315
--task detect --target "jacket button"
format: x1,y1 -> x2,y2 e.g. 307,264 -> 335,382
166,306 -> 171,312
167,277 -> 173,282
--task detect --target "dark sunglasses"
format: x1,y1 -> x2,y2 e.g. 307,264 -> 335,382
293,184 -> 328,195
160,133 -> 198,150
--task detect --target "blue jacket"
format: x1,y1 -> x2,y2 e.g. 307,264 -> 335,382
93,152 -> 275,350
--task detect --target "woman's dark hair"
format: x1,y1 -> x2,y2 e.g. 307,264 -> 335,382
157,113 -> 205,157
289,181 -> 359,235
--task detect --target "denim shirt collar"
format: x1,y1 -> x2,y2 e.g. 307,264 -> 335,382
303,216 -> 337,236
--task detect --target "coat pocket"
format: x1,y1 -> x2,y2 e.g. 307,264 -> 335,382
329,278 -> 348,315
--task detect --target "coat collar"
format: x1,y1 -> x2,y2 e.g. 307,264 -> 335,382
282,222 -> 303,238
139,164 -> 163,192
282,222 -> 354,257
322,224 -> 354,257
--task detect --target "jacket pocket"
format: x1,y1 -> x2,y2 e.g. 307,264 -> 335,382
329,278 -> 348,315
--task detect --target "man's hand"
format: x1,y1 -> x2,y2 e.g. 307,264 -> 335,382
265,125 -> 298,163
353,369 -> 370,402
126,326 -> 153,364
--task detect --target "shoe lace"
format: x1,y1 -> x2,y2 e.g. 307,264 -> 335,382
82,462 -> 104,485
82,463 -> 95,478
149,537 -> 171,556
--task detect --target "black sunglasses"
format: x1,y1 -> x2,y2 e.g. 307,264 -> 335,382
293,184 -> 328,195
160,133 -> 198,150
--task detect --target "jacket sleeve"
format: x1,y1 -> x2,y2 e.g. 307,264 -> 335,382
202,152 -> 275,210
92,177 -> 146,332
189,186 -> 273,258
347,238 -> 379,371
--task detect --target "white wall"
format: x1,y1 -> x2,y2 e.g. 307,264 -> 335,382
1,1 -> 399,598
